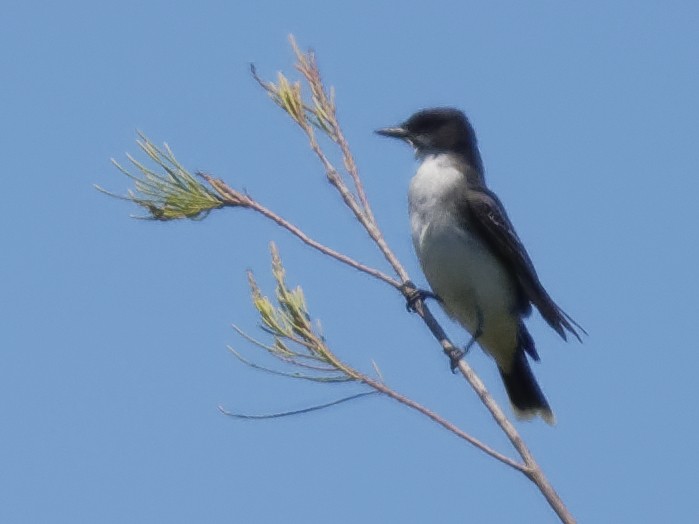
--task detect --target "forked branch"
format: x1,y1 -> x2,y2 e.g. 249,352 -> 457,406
101,36 -> 576,524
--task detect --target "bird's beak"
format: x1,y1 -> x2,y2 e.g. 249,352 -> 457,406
375,126 -> 409,139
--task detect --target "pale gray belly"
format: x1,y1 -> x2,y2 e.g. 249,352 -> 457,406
413,218 -> 520,362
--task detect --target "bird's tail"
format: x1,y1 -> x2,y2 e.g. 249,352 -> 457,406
498,350 -> 555,425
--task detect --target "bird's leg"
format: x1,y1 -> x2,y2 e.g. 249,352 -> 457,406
449,309 -> 483,373
400,280 -> 442,312
464,308 -> 484,354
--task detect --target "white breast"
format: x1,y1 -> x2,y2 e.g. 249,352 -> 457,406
408,154 -> 519,362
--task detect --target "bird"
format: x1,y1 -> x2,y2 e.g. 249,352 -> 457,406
376,107 -> 584,424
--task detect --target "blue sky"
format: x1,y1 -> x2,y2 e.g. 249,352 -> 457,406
3,1 -> 699,522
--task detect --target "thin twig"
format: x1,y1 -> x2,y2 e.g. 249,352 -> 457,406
219,391 -> 378,419
227,346 -> 349,382
202,174 -> 401,289
360,375 -> 526,472
288,37 -> 374,220
305,135 -> 410,282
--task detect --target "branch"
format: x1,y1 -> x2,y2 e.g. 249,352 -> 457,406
360,375 -> 526,472
202,174 -> 401,289
231,244 -> 525,472
251,37 -> 576,524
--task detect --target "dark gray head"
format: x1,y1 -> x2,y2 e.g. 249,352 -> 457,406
376,107 -> 483,173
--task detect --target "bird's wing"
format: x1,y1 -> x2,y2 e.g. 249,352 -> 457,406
464,187 -> 584,341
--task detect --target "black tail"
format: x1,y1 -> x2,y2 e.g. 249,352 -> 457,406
498,350 -> 555,425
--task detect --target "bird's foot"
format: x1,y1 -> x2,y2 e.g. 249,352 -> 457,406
401,280 -> 442,312
446,346 -> 465,372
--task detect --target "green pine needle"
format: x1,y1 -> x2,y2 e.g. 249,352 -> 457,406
97,133 -> 224,220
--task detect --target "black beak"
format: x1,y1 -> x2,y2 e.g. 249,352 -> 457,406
375,126 -> 409,139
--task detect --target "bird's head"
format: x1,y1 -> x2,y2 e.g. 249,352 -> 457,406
376,107 -> 478,155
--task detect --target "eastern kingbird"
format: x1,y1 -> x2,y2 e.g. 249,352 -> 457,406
377,108 -> 584,424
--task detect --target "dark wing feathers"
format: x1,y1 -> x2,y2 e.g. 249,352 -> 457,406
465,188 -> 585,342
